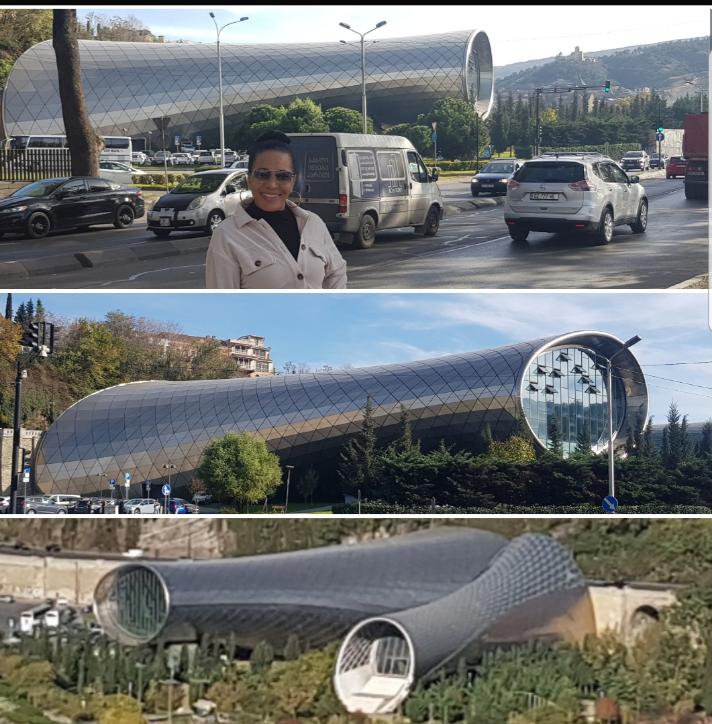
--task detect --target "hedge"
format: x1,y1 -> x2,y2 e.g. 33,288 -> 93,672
332,502 -> 712,515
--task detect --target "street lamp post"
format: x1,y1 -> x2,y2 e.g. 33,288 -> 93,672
606,335 -> 642,505
209,12 -> 249,169
284,464 -> 294,513
339,20 -> 387,134
163,463 -> 175,513
685,80 -> 705,113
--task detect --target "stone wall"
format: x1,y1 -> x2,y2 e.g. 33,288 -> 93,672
0,428 -> 43,493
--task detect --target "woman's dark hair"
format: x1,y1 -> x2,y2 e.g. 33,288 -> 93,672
247,130 -> 295,173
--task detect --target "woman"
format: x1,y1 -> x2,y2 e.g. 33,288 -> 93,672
206,131 -> 347,289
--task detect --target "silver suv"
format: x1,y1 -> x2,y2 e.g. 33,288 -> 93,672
503,153 -> 648,245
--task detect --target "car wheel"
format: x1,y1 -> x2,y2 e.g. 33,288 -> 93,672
596,207 -> 614,245
114,204 -> 135,229
152,229 -> 172,238
353,214 -> 377,249
26,509 -> 36,515
57,509 -> 66,515
205,209 -> 225,234
26,211 -> 51,239
630,199 -> 648,233
509,227 -> 529,244
132,508 -> 141,514
416,206 -> 440,236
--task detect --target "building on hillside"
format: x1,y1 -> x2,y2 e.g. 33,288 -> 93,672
155,332 -> 274,377
32,331 -> 648,497
2,30 -> 493,143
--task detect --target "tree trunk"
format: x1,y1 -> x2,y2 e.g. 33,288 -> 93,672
52,9 -> 102,176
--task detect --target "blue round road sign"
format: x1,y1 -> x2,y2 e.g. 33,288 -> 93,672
602,495 -> 619,513
109,479 -> 116,488
655,132 -> 665,142
161,483 -> 171,496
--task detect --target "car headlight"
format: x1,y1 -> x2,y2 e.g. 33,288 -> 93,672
471,178 -> 479,183
1,205 -> 27,213
187,196 -> 207,210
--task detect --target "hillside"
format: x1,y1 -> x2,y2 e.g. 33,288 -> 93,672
496,35 -> 708,96
1,518 -> 710,585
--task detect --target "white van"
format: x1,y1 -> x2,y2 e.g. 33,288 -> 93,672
47,494 -> 81,508
287,133 -> 444,248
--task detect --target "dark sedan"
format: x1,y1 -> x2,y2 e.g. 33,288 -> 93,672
0,176 -> 145,239
471,160 -> 524,196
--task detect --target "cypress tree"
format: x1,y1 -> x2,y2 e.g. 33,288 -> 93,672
14,302 -> 26,327
4,293 -> 12,320
700,420 -> 712,456
25,299 -> 34,322
397,404 -> 413,452
283,633 -> 302,661
35,299 -> 46,321
547,417 -> 563,458
249,640 -> 274,673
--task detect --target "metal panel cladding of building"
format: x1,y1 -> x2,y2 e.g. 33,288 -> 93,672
33,331 -> 647,496
93,528 -> 595,714
2,30 -> 493,139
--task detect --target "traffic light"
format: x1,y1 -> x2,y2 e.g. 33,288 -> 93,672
657,127 -> 665,134
603,80 -> 611,94
21,322 -> 40,351
42,321 -> 55,355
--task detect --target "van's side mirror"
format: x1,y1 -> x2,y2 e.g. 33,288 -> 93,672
430,168 -> 439,182
629,175 -> 640,184
224,183 -> 238,194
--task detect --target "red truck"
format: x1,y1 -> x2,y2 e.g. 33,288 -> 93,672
682,112 -> 708,199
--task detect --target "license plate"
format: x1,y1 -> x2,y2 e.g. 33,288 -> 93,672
482,184 -> 494,188
530,192 -> 558,201
160,217 -> 171,227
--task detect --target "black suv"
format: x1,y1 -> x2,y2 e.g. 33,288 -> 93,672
0,176 -> 145,239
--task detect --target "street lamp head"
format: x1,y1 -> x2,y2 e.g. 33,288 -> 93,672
340,39 -> 348,44
623,335 -> 642,349
376,20 -> 387,28
209,11 -> 215,18
239,16 -> 248,21
339,22 -> 351,29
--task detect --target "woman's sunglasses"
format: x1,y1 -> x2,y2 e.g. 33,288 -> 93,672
251,169 -> 296,183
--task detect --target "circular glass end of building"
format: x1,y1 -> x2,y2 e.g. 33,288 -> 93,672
464,30 -> 494,119
520,345 -> 625,456
94,565 -> 169,646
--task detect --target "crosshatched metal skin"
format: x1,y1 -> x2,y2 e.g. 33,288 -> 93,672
33,331 -> 647,496
335,533 -> 595,714
93,527 -> 511,646
3,30 -> 493,140
93,528 -> 594,715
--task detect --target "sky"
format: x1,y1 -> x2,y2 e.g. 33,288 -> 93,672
77,5 -> 710,67
10,290 -> 712,423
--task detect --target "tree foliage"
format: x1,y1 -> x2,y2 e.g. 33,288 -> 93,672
196,432 -> 282,511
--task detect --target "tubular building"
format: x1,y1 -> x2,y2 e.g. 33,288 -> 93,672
93,526 -> 596,714
33,331 -> 648,496
2,30 -> 494,142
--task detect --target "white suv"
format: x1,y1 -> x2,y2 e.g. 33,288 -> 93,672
504,153 -> 648,245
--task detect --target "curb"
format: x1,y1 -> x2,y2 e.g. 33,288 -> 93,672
446,196 -> 505,215
669,274 -> 708,289
0,236 -> 212,280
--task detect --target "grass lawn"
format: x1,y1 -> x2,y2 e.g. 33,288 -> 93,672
218,501 -> 337,514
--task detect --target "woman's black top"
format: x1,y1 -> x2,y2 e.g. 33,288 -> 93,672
246,202 -> 301,261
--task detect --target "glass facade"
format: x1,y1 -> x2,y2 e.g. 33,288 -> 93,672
521,345 -> 625,455
2,30 -> 493,141
33,331 -> 648,497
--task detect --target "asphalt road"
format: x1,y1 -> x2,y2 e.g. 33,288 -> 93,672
0,177 -> 705,289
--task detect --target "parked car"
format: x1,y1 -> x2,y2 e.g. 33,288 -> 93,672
229,158 -> 249,170
152,150 -> 176,166
222,150 -> 238,165
25,498 -> 67,514
470,159 -> 524,196
0,176 -> 145,239
168,498 -> 199,514
196,150 -> 217,165
171,152 -> 195,166
147,169 -> 249,237
619,150 -> 650,171
0,496 -> 10,513
504,152 -> 648,245
99,160 -> 146,186
666,155 -> 687,179
67,498 -> 95,514
123,498 -> 161,514
47,494 -> 82,508
649,152 -> 668,169
131,151 -> 148,166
